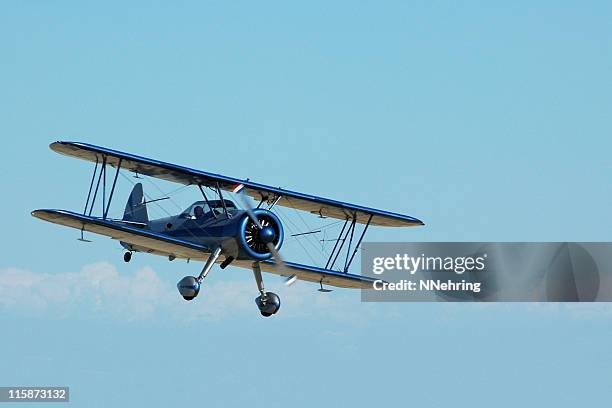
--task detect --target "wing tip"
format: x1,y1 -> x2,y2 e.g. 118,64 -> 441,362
50,140 -> 86,154
31,208 -> 63,221
49,140 -> 69,155
31,209 -> 46,218
398,218 -> 425,227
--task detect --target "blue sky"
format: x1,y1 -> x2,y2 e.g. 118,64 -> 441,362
1,1 -> 611,406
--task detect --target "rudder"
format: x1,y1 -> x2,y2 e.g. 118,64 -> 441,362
123,183 -> 148,223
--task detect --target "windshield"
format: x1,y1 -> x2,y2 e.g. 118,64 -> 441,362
181,200 -> 237,219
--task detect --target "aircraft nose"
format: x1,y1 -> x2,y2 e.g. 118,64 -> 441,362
259,226 -> 276,244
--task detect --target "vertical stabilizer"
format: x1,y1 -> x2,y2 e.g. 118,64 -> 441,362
123,183 -> 148,223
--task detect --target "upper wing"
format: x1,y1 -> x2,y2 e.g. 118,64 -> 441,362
50,141 -> 424,227
31,209 -> 378,289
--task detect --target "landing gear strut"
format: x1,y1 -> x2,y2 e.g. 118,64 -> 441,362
177,247 -> 222,301
252,262 -> 281,317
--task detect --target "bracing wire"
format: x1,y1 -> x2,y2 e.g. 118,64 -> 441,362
273,206 -> 332,266
119,172 -> 214,243
276,198 -> 336,260
273,206 -> 322,267
117,170 -> 349,269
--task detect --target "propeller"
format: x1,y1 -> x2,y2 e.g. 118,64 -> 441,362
233,184 -> 297,286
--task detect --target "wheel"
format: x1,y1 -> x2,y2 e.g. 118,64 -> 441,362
255,292 -> 281,315
177,276 -> 200,300
123,251 -> 132,263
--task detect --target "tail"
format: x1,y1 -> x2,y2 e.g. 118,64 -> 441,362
123,183 -> 148,224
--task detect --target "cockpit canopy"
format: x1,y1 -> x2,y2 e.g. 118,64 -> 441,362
181,200 -> 237,219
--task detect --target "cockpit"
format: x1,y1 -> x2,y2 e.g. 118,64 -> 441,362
180,200 -> 238,220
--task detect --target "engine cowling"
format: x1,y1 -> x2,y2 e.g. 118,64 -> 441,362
237,209 -> 284,261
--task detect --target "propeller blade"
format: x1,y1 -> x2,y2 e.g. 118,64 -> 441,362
266,242 -> 294,279
234,185 -> 262,229
234,183 -> 296,287
266,242 -> 284,265
284,274 -> 298,286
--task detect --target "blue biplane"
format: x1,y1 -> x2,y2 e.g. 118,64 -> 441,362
32,142 -> 424,317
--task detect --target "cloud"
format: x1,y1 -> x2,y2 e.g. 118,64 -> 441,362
0,263 -> 374,323
0,262 -> 171,320
4,263 -> 609,323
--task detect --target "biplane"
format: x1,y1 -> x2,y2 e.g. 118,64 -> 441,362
32,142 -> 424,317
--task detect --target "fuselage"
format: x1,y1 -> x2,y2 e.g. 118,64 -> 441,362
123,201 -> 284,262
149,208 -> 245,254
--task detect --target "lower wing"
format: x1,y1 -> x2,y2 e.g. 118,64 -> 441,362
31,209 -> 377,289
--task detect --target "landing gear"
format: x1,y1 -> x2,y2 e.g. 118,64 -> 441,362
177,247 -> 222,301
177,276 -> 200,301
176,251 -> 282,317
123,251 -> 132,263
252,262 -> 281,317
256,292 -> 281,317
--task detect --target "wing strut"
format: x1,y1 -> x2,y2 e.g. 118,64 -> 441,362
329,216 -> 356,271
87,156 -> 104,216
82,155 -> 123,219
103,158 -> 122,219
324,218 -> 349,269
344,214 -> 373,272
198,184 -> 217,219
322,213 -> 373,273
83,156 -> 99,215
343,215 -> 357,271
215,182 -> 231,218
